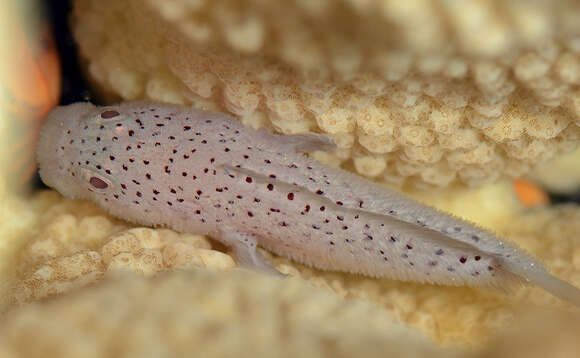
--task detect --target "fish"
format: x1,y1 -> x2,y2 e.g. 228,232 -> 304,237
37,101 -> 580,306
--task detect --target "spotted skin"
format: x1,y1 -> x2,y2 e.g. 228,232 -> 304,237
37,102 -> 580,306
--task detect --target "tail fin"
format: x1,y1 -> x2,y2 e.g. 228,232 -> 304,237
500,258 -> 580,307
527,269 -> 580,307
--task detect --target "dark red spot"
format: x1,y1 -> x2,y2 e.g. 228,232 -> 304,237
319,206 -> 325,211
406,244 -> 413,250
267,183 -> 274,191
109,156 -> 115,161
143,160 -> 149,165
245,177 -> 253,183
336,201 -> 343,206
136,191 -> 142,197
316,190 -> 324,195
128,130 -> 134,136
287,193 -> 294,200
100,110 -> 119,119
89,176 -> 108,189
247,211 -> 254,217
459,257 -> 467,264
305,205 -> 310,212
474,256 -> 481,261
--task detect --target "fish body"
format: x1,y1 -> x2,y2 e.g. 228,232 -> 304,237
37,102 -> 580,306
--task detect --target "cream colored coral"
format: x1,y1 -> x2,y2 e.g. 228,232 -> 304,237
0,270 -> 455,358
71,0 -> 580,188
7,192 -> 235,306
1,270 -> 579,358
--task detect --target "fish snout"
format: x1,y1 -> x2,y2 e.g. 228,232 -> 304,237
36,102 -> 95,191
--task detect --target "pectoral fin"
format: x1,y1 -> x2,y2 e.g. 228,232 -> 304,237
218,228 -> 283,276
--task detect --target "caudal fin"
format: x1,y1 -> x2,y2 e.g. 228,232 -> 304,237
500,257 -> 580,307
527,269 -> 580,308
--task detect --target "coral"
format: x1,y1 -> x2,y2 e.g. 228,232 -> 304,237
6,192 -> 234,306
71,0 -> 580,188
0,270 -> 454,358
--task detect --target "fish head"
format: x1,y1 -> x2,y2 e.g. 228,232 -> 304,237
37,102 -> 129,203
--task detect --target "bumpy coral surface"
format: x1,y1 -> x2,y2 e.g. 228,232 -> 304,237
2,271 -> 580,358
71,0 -> 580,188
0,270 -> 456,358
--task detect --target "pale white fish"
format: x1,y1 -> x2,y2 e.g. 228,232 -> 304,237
36,101 -> 580,307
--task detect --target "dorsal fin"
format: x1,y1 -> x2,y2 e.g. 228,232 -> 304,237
256,128 -> 336,152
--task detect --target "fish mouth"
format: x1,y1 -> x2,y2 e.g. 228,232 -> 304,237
36,103 -> 95,190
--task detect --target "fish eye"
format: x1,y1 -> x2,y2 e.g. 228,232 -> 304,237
97,109 -> 126,123
100,110 -> 120,119
89,176 -> 108,189
80,167 -> 114,194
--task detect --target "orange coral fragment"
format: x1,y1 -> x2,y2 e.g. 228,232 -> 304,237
513,178 -> 550,208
